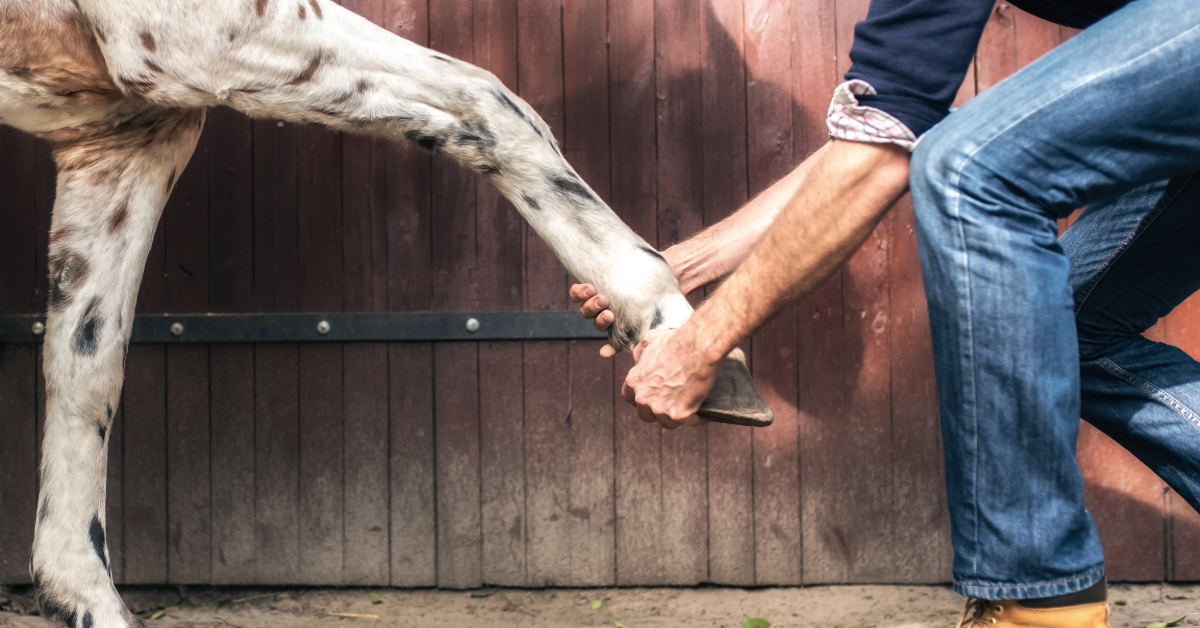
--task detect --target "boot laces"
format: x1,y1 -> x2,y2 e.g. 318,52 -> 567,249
955,599 -> 1004,628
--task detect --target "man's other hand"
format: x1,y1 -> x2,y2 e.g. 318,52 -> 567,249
569,283 -> 618,358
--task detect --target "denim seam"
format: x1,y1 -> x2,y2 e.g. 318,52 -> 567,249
954,564 -> 1105,591
1097,357 -> 1200,430
944,157 -> 982,579
1073,173 -> 1198,319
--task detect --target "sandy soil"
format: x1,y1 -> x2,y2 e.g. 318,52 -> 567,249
2,583 -> 1197,628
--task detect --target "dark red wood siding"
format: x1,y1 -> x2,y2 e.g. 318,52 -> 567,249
1,0 -> 1196,587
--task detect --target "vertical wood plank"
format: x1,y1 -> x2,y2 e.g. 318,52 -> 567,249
745,0 -> 801,586
342,343 -> 389,585
166,345 -> 211,583
252,97 -> 301,585
0,128 -> 39,314
337,3 -> 390,588
253,344 -> 300,584
568,340 -> 616,586
434,342 -> 482,588
655,0 -> 708,586
122,345 -> 168,583
297,116 -> 345,585
384,0 -> 437,588
975,1 -> 1016,94
429,0 -> 483,591
474,0 -> 527,589
389,343 -> 438,586
480,342 -> 526,585
703,0 -> 755,587
524,341 -> 572,586
206,105 -> 256,586
0,346 -> 37,584
609,0 -> 664,586
792,0 -> 847,588
209,344 -> 255,584
163,125 -> 212,584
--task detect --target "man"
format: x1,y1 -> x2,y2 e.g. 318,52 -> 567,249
571,0 -> 1200,625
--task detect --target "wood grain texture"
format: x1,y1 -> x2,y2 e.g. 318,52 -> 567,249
253,344 -> 300,585
166,345 -> 211,584
122,345 -> 168,584
389,343 -> 438,587
655,0 -> 708,586
434,342 -> 483,589
524,341 -> 572,586
568,340 -> 616,586
609,0 -> 664,587
342,343 -> 390,586
480,342 -> 527,586
745,0 -> 801,587
209,344 -> 255,584
704,0 -> 755,587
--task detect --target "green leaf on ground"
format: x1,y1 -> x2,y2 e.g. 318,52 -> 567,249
834,623 -> 845,628
368,592 -> 382,605
469,589 -> 497,599
615,622 -> 627,628
1145,616 -> 1188,628
742,619 -> 771,628
150,611 -> 165,620
1114,600 -> 1127,606
591,600 -> 603,610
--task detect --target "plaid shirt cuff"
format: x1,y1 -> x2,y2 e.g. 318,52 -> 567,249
826,79 -> 918,150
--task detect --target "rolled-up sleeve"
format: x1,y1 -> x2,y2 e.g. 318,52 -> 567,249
838,0 -> 994,140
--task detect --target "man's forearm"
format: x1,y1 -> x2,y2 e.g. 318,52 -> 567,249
666,143 -> 833,294
686,139 -> 912,363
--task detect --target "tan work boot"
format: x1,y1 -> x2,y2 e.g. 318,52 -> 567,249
954,598 -> 1111,628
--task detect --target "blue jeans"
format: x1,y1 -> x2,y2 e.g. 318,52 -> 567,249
909,0 -> 1200,600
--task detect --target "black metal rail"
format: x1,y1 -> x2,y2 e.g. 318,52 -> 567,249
0,311 -> 607,344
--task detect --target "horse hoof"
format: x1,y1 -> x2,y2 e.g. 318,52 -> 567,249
697,347 -> 773,427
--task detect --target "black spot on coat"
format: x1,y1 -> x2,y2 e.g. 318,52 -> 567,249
639,245 -> 667,263
83,611 -> 94,628
73,298 -> 104,357
650,308 -> 664,330
89,515 -> 108,573
548,171 -> 595,204
98,424 -> 107,442
522,195 -> 541,211
490,87 -> 544,138
405,130 -> 444,151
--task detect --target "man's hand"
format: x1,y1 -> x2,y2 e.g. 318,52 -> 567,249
569,283 -> 618,358
623,329 -> 716,429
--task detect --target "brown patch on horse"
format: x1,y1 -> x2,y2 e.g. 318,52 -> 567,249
286,55 -> 321,86
139,31 -> 156,53
0,4 -> 120,106
308,0 -> 323,20
47,108 -> 204,173
298,4 -> 307,20
256,0 -> 270,17
107,201 -> 129,233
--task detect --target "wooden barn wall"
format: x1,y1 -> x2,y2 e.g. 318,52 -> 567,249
2,0 -> 1199,587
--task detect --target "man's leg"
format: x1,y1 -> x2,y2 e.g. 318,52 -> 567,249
1064,175 -> 1200,506
909,0 -> 1200,600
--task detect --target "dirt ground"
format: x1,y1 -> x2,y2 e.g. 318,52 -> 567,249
2,583 -> 1198,628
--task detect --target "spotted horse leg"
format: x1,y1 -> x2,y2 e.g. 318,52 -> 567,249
76,0 -> 770,424
30,105 -> 205,628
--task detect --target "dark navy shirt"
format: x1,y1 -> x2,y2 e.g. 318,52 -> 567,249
846,0 -> 1132,137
